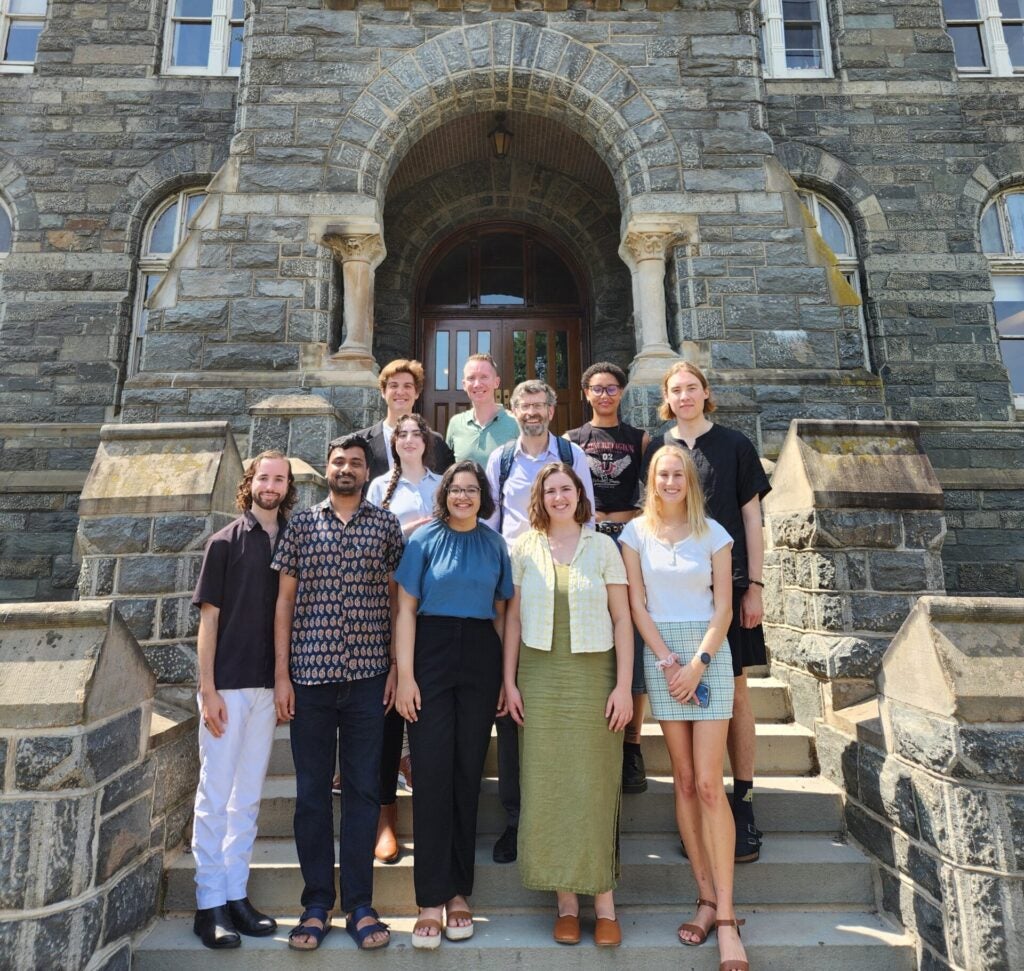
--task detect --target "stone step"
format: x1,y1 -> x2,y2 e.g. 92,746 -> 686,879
255,774 -> 843,839
267,720 -> 817,778
164,833 -> 876,915
135,910 -> 915,970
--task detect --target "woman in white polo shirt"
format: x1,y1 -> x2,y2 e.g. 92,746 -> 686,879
503,463 -> 633,948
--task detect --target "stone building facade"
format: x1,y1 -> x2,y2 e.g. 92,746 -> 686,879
1,1 -> 1022,602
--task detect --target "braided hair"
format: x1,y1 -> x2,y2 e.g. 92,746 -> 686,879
382,413 -> 434,510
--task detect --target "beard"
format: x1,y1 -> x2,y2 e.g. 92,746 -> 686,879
329,475 -> 362,496
520,422 -> 548,438
252,492 -> 283,511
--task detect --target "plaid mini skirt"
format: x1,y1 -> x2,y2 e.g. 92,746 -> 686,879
642,620 -> 734,721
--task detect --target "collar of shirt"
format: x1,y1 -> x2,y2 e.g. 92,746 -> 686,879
397,469 -> 441,486
315,497 -> 370,523
243,510 -> 286,533
514,432 -> 561,461
467,407 -> 507,430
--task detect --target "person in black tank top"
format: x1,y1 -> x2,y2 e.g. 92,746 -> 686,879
566,362 -> 650,795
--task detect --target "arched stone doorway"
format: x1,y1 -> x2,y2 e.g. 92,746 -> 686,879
416,221 -> 588,435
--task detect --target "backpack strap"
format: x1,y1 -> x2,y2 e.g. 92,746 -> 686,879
496,441 -> 517,535
556,435 -> 573,465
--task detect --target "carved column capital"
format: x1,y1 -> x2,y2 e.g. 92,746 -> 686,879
622,229 -> 685,264
324,232 -> 385,266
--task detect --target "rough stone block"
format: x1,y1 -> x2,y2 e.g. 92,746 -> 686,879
85,709 -> 143,784
14,735 -> 79,791
101,853 -> 162,946
97,797 -> 152,882
78,517 -> 151,556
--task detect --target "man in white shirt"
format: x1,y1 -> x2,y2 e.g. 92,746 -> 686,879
483,379 -> 596,863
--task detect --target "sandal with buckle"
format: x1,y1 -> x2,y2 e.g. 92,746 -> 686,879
346,905 -> 389,950
445,906 -> 474,941
716,917 -> 749,971
288,907 -> 331,951
678,897 -> 718,946
412,912 -> 444,950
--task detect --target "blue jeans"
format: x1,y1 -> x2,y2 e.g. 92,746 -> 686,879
291,675 -> 386,914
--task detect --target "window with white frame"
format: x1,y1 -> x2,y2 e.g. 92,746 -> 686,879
943,0 -> 1024,75
759,0 -> 833,79
798,189 -> 871,370
162,0 -> 243,76
0,200 -> 11,258
1,0 -> 47,74
981,190 -> 1024,403
130,189 -> 207,376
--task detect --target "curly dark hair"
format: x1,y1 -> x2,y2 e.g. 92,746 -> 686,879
380,413 -> 435,510
433,460 -> 495,522
527,462 -> 592,532
236,450 -> 297,515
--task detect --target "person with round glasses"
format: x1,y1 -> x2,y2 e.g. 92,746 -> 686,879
394,461 -> 513,949
565,362 -> 651,796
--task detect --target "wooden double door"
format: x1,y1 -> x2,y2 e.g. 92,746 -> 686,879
422,316 -> 584,437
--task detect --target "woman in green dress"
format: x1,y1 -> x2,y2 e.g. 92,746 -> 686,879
503,463 -> 633,947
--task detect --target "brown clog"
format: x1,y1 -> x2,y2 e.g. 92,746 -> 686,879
594,916 -> 621,948
553,913 -> 581,945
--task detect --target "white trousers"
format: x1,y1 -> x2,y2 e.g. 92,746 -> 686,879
192,687 -> 276,909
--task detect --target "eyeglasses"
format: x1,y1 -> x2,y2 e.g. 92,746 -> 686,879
448,486 -> 481,498
586,385 -> 621,397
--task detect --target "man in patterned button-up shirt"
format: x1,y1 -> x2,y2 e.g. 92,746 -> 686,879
272,434 -> 403,949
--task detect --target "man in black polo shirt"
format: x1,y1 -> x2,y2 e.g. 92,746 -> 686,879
272,434 -> 404,951
191,450 -> 295,949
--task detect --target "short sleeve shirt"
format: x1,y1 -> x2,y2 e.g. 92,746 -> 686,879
620,516 -> 732,623
565,422 -> 646,514
366,469 -> 441,535
271,499 -> 404,686
192,511 -> 282,690
395,518 -> 513,619
446,407 -> 520,467
642,424 -> 771,587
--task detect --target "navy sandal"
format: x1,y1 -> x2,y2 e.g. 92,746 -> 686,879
288,907 -> 331,951
346,905 -> 390,950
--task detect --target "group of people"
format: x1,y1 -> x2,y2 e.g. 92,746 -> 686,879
189,352 -> 770,971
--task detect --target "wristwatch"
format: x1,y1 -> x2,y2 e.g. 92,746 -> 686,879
698,651 -> 712,666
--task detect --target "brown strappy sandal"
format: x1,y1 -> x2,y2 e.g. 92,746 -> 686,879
677,897 -> 717,946
715,917 -> 749,971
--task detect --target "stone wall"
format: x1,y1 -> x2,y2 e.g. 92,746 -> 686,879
0,423 -> 99,602
817,597 -> 1024,971
0,600 -> 194,971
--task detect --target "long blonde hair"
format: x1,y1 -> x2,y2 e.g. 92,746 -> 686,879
642,445 -> 709,538
657,360 -> 716,421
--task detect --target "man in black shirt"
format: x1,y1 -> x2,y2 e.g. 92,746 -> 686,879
190,451 -> 295,948
566,362 -> 650,794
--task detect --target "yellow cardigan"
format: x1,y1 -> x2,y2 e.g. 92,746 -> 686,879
510,528 -> 627,653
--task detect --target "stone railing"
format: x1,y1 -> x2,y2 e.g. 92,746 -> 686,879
829,597 -> 1024,971
0,601 -> 195,971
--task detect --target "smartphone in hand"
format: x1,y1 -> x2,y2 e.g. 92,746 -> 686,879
692,682 -> 711,708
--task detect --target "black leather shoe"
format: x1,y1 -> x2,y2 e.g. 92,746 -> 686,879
193,906 -> 241,949
492,824 -> 518,863
227,897 -> 277,936
735,822 -> 763,863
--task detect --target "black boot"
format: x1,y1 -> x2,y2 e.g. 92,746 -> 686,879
227,897 -> 277,936
621,743 -> 648,794
193,906 -> 241,949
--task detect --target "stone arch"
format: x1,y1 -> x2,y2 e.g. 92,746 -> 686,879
0,148 -> 41,241
377,159 -> 632,368
327,21 -> 682,208
774,141 -> 889,247
960,143 -> 1024,244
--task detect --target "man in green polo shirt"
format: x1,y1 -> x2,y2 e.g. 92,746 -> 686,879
445,352 -> 519,466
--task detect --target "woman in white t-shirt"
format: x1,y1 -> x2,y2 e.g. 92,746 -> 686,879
620,446 -> 748,971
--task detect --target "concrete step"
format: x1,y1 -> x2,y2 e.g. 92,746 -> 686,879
255,774 -> 843,839
267,719 -> 817,779
164,833 -> 876,915
135,910 -> 915,970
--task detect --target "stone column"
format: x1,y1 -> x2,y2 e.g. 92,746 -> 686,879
75,421 -> 243,709
864,597 -> 1024,971
762,419 -> 946,728
323,230 -> 385,377
0,601 -> 162,970
619,219 -> 689,384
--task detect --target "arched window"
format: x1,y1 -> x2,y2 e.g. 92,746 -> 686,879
981,189 -> 1024,403
0,199 -> 11,257
130,188 -> 206,376
798,189 -> 870,370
